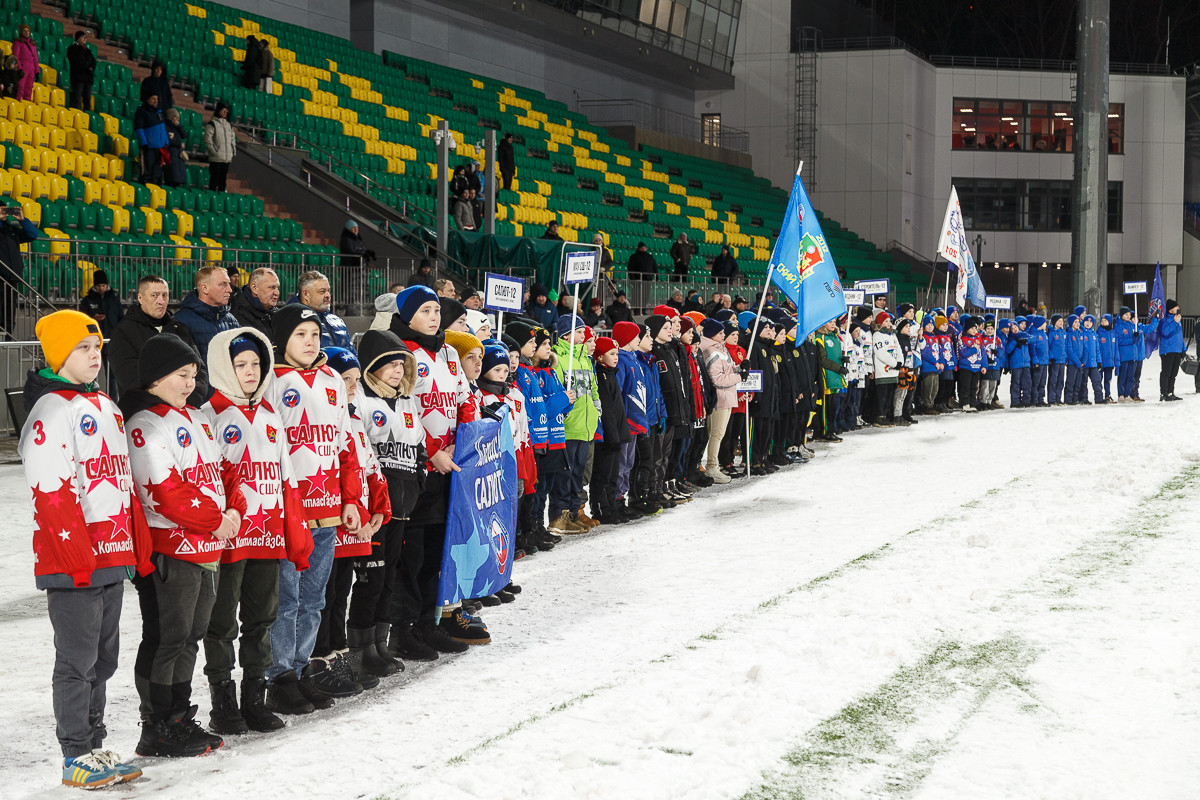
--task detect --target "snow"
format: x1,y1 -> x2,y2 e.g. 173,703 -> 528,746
3,359 -> 1199,799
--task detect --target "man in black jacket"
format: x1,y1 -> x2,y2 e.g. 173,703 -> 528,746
230,267 -> 279,339
711,245 -> 738,282
66,30 -> 95,111
605,291 -> 635,324
497,133 -> 515,190
627,242 -> 657,281
0,206 -> 36,339
108,275 -> 210,404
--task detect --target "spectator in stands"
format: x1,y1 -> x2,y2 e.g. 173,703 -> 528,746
683,289 -> 705,313
543,221 -> 564,241
703,291 -> 724,315
449,166 -> 469,198
667,289 -> 685,313
292,270 -> 352,350
606,290 -> 634,325
583,297 -> 610,331
205,103 -> 236,192
711,245 -> 738,282
593,233 -> 613,281
627,242 -> 656,280
230,267 -> 279,339
108,275 -> 210,403
466,161 -> 483,195
497,132 -> 515,190
555,292 -> 575,319
732,295 -> 749,313
242,35 -> 261,89
453,191 -> 475,231
162,108 -> 188,188
77,269 -> 122,340
258,39 -> 275,93
0,203 -> 31,338
11,24 -> 37,101
140,60 -> 173,109
340,219 -> 375,312
469,187 -> 484,230
134,94 -> 168,185
670,233 -> 697,276
66,30 -> 95,111
175,265 -> 239,362
463,290 -> 483,311
435,278 -> 458,300
412,259 -> 435,289
528,285 -> 558,330
388,281 -> 403,294
0,55 -> 21,99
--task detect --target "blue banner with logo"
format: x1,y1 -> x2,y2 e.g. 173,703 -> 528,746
767,165 -> 846,341
1144,262 -> 1165,357
437,415 -> 518,609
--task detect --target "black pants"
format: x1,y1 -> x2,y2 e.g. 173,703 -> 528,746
935,375 -> 956,405
500,169 -> 513,190
875,383 -> 895,421
392,474 -> 449,626
956,371 -> 979,409
348,518 -> 404,630
750,414 -> 772,464
141,148 -> 163,185
69,80 -> 91,111
655,425 -> 676,494
719,411 -> 745,466
686,425 -> 708,473
203,557 -> 279,683
589,443 -> 620,517
209,161 -> 230,191
632,430 -> 660,503
1161,352 -> 1183,397
315,557 -> 354,655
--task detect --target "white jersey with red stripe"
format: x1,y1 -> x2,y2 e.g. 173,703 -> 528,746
334,406 -> 391,558
479,385 -> 535,485
400,339 -> 470,468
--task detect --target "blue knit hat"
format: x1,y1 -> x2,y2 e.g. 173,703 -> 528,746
323,347 -> 361,375
228,334 -> 259,360
713,308 -> 735,323
737,311 -> 757,330
395,285 -> 439,324
699,318 -> 725,339
345,219 -> 359,231
1073,305 -> 1086,317
481,342 -> 510,376
556,314 -> 586,336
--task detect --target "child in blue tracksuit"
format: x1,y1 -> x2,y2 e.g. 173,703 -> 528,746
1115,306 -> 1145,401
1028,315 -> 1049,406
1005,316 -> 1032,407
1065,315 -> 1084,403
979,319 -> 1001,409
918,315 -> 943,413
1079,315 -> 1103,403
1097,314 -> 1118,403
613,321 -> 651,516
1047,314 -> 1067,404
506,320 -> 554,550
956,316 -> 984,410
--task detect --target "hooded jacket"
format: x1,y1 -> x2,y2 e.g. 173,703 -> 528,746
616,347 -> 649,434
699,336 -> 740,410
202,327 -> 312,567
1048,321 -> 1068,362
651,336 -> 693,429
919,322 -> 943,373
513,356 -> 548,448
871,325 -> 903,383
1097,316 -> 1119,368
1005,321 -> 1031,369
204,105 -> 237,163
1080,318 -> 1100,368
1027,316 -> 1049,366
356,330 -> 426,519
139,60 -> 173,108
1149,312 -> 1185,354
1066,318 -> 1085,367
134,101 -> 168,149
594,361 -> 631,446
533,352 -> 570,449
552,337 -> 601,441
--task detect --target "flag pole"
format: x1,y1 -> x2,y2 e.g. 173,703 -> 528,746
743,262 -> 774,476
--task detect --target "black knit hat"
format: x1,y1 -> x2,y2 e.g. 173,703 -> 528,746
438,297 -> 466,331
138,333 -> 200,388
505,319 -> 549,348
1166,298 -> 1180,313
271,304 -> 321,355
645,314 -> 669,339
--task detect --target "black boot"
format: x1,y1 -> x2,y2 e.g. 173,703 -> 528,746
388,622 -> 439,662
241,677 -> 285,731
297,664 -> 337,709
207,679 -> 248,735
307,654 -> 364,698
413,619 -> 471,654
372,622 -> 405,674
266,669 -> 316,715
136,707 -> 217,758
442,608 -> 492,645
349,626 -> 397,678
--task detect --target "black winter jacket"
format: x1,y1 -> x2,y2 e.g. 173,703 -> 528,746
107,305 -> 210,403
594,363 -> 631,447
652,339 -> 691,431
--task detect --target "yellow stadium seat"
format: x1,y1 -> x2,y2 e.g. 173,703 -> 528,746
172,209 -> 193,237
110,135 -> 129,156
78,260 -> 99,294
55,150 -> 76,176
48,174 -> 67,201
31,84 -> 49,105
168,234 -> 191,261
18,197 -> 38,224
30,173 -> 50,200
0,118 -> 12,144
7,101 -> 25,123
41,106 -> 59,128
147,183 -> 166,209
19,146 -> 39,172
47,127 -> 65,149
42,227 -> 69,260
142,207 -> 163,235
0,171 -> 12,195
32,127 -> 49,150
114,181 -> 134,206
25,103 -> 41,125
91,155 -> 108,180
199,236 -> 222,262
106,156 -> 123,180
11,171 -> 31,198
38,65 -> 56,85
50,87 -> 65,108
75,154 -> 92,178
82,178 -> 101,204
107,204 -> 128,234
13,122 -> 31,146
39,148 -> 58,174
67,129 -> 97,153
98,180 -> 119,205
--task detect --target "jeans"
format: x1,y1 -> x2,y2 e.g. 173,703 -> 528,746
267,525 -> 336,682
549,439 -> 589,517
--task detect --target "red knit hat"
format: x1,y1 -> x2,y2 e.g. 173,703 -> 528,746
583,326 -> 594,342
874,311 -> 892,327
679,316 -> 696,335
652,304 -> 679,318
593,336 -> 618,359
613,320 -> 641,348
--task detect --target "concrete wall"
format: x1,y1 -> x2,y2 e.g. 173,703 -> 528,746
211,0 -> 350,41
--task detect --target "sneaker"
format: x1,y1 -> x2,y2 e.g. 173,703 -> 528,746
308,654 -> 363,698
265,670 -> 316,715
706,465 -> 731,484
337,643 -> 379,690
670,479 -> 694,497
388,622 -> 439,662
1167,394 -> 1182,401
62,752 -> 119,788
539,526 -> 563,544
443,608 -> 492,645
90,749 -> 142,783
136,706 -> 218,758
750,464 -> 768,476
413,619 -> 471,654
175,706 -> 224,753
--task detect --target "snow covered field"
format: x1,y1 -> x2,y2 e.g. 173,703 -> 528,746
4,360 -> 1200,799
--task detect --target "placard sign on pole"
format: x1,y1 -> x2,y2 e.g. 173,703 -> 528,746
563,251 -> 598,285
484,272 -> 524,334
855,279 -> 890,295
1123,281 -> 1147,295
736,370 -> 764,393
984,295 -> 1012,311
843,289 -> 865,306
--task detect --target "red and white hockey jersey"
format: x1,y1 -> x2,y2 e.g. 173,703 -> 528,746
262,362 -> 365,526
480,384 -> 536,490
202,391 -> 313,568
334,406 -> 391,558
20,384 -> 152,586
399,338 -> 470,469
127,401 -> 247,564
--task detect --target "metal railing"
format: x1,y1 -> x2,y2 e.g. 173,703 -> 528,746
577,99 -> 750,153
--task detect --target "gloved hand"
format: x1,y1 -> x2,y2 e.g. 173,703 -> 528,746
481,401 -> 505,421
738,362 -> 750,380
655,419 -> 667,434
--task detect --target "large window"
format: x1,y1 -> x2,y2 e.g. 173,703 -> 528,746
953,99 -> 1124,154
956,179 -> 1123,232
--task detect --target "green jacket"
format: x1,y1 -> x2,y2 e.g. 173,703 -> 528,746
551,338 -> 601,441
816,331 -> 846,392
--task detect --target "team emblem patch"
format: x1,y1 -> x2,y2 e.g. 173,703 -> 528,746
403,412 -> 414,428
79,414 -> 97,436
115,415 -> 125,433
657,360 -> 667,373
448,362 -> 458,376
326,388 -> 338,405
515,399 -> 522,412
223,425 -> 242,444
282,388 -> 300,408
371,410 -> 387,428
265,425 -> 277,443
176,427 -> 192,447
487,512 -> 510,573
417,363 -> 429,378
201,423 -> 213,440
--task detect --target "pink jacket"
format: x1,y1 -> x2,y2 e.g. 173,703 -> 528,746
700,337 -> 741,410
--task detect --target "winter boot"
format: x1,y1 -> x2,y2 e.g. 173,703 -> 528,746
549,509 -> 587,534
388,622 -> 439,662
442,608 -> 492,645
240,677 -> 285,731
495,588 -> 517,603
297,664 -> 338,709
348,626 -> 394,680
136,706 -> 220,758
265,670 -> 315,715
532,528 -> 558,550
370,622 -> 404,674
314,652 -> 367,696
479,594 -> 502,606
515,532 -> 539,555
207,679 -> 249,735
577,504 -> 600,529
176,705 -> 224,752
413,618 -> 471,654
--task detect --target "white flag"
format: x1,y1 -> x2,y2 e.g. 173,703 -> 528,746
936,187 -> 968,270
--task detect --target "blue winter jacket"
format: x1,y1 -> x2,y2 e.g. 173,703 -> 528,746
283,296 -> 351,350
528,301 -> 558,331
173,290 -> 239,362
535,359 -> 571,449
919,327 -> 942,373
1048,326 -> 1068,362
1116,318 -> 1144,362
957,331 -> 982,372
1097,317 -> 1119,368
1066,323 -> 1085,367
1080,321 -> 1100,368
514,362 -> 548,447
1151,313 -> 1185,354
616,349 -> 650,434
1005,323 -> 1031,369
636,350 -> 666,428
994,322 -> 1010,370
1028,317 -> 1049,366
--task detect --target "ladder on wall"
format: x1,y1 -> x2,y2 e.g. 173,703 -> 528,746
795,26 -> 821,189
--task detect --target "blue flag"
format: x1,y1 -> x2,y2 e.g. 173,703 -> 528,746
958,246 -> 988,309
437,415 -> 518,610
1144,262 -> 1165,357
766,165 -> 845,341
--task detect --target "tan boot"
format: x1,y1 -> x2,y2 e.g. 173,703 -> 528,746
577,504 -> 600,529
549,510 -> 586,534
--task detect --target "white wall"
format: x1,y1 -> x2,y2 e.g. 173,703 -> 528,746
210,0 -> 350,41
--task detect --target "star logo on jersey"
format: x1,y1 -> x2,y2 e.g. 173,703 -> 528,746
288,410 -> 318,456
448,362 -> 458,376
417,363 -> 430,378
243,506 -> 273,537
105,508 -> 131,542
403,412 -> 414,428
31,477 -> 79,545
79,414 -> 97,436
176,427 -> 192,447
305,467 -> 333,498
326,388 -> 338,406
282,388 -> 301,408
201,423 -> 213,440
265,425 -> 277,443
86,440 -> 125,493
223,425 -> 242,444
371,410 -> 386,428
